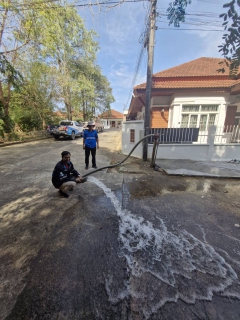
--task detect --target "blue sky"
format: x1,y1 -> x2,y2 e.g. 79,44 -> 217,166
76,0 -> 227,114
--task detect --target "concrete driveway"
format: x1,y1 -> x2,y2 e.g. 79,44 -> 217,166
0,130 -> 240,320
156,159 -> 240,178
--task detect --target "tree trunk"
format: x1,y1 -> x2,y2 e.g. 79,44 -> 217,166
65,102 -> 72,120
0,3 -> 9,47
0,81 -> 13,132
41,117 -> 46,130
82,91 -> 86,121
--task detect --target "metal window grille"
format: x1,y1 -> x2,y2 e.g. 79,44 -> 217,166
130,129 -> 135,143
182,105 -> 200,112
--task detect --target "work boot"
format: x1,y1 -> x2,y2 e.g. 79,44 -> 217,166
58,190 -> 69,198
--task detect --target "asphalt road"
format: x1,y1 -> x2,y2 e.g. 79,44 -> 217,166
0,130 -> 240,320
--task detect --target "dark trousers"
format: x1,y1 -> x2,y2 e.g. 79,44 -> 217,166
85,146 -> 96,167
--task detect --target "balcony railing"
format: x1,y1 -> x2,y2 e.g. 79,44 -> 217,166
149,127 -> 200,144
148,125 -> 240,144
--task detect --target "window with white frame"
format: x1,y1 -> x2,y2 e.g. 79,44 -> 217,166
181,104 -> 218,130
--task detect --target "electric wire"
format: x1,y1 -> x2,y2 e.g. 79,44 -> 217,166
0,0 -> 149,12
0,0 -> 62,7
157,27 -> 224,31
156,18 -> 225,31
123,1 -> 150,111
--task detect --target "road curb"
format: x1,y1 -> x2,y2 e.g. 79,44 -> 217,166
163,170 -> 240,179
0,136 -> 52,147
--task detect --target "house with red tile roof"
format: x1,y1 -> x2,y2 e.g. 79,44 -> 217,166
53,110 -> 67,119
128,57 -> 240,129
98,109 -> 124,129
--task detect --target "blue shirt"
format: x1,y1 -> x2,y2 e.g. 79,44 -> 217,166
83,130 -> 98,148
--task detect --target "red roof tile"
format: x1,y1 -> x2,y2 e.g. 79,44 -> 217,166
135,79 -> 240,90
153,57 -> 229,77
134,57 -> 240,90
99,109 -> 123,119
53,110 -> 67,117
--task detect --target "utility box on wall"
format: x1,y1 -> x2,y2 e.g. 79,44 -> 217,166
122,120 -> 144,158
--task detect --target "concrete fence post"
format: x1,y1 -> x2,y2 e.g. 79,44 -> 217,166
207,125 -> 217,160
140,130 -> 145,143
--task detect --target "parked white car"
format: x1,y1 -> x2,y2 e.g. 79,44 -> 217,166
53,120 -> 84,140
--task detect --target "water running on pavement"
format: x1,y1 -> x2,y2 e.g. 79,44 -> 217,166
88,176 -> 239,318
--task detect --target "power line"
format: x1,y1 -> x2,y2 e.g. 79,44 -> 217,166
156,27 -> 224,31
157,7 -> 226,18
158,11 -> 223,20
196,0 -> 225,4
156,9 -> 227,29
156,18 -> 223,28
0,0 -> 148,12
124,44 -> 146,111
123,1 -> 150,110
1,0 -> 61,6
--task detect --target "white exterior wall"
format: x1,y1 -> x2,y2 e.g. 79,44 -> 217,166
151,125 -> 240,161
133,93 -> 229,127
122,121 -> 144,158
101,119 -> 109,129
101,118 -> 123,129
170,93 -> 229,127
149,92 -> 230,128
122,122 -> 240,161
136,107 -> 145,120
210,145 -> 240,160
149,144 -> 209,161
150,143 -> 240,161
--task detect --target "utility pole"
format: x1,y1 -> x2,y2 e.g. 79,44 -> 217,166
143,0 -> 157,161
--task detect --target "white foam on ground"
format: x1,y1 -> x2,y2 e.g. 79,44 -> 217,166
88,176 -> 239,317
203,180 -> 211,193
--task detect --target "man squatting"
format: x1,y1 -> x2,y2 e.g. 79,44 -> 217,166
52,151 -> 84,198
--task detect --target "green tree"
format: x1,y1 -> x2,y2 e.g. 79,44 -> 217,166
0,0 -> 115,135
25,3 -> 100,120
0,100 -> 5,137
166,0 -> 240,75
92,68 -> 115,115
10,60 -> 57,130
218,0 -> 240,75
70,60 -> 114,120
0,0 -> 36,132
0,54 -> 23,132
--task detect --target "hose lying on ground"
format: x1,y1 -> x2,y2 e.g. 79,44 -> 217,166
81,134 -> 156,179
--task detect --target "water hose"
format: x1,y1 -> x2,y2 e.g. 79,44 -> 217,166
81,133 -> 157,178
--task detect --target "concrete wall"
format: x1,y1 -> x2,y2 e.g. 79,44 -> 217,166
170,93 -> 229,128
137,93 -> 230,127
150,143 -> 240,161
122,122 -> 240,161
136,107 -> 145,120
149,144 -> 209,161
102,118 -> 123,129
208,144 -> 240,161
122,121 -> 144,158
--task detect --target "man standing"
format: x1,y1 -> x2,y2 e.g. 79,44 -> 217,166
52,151 -> 84,198
83,121 -> 99,170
